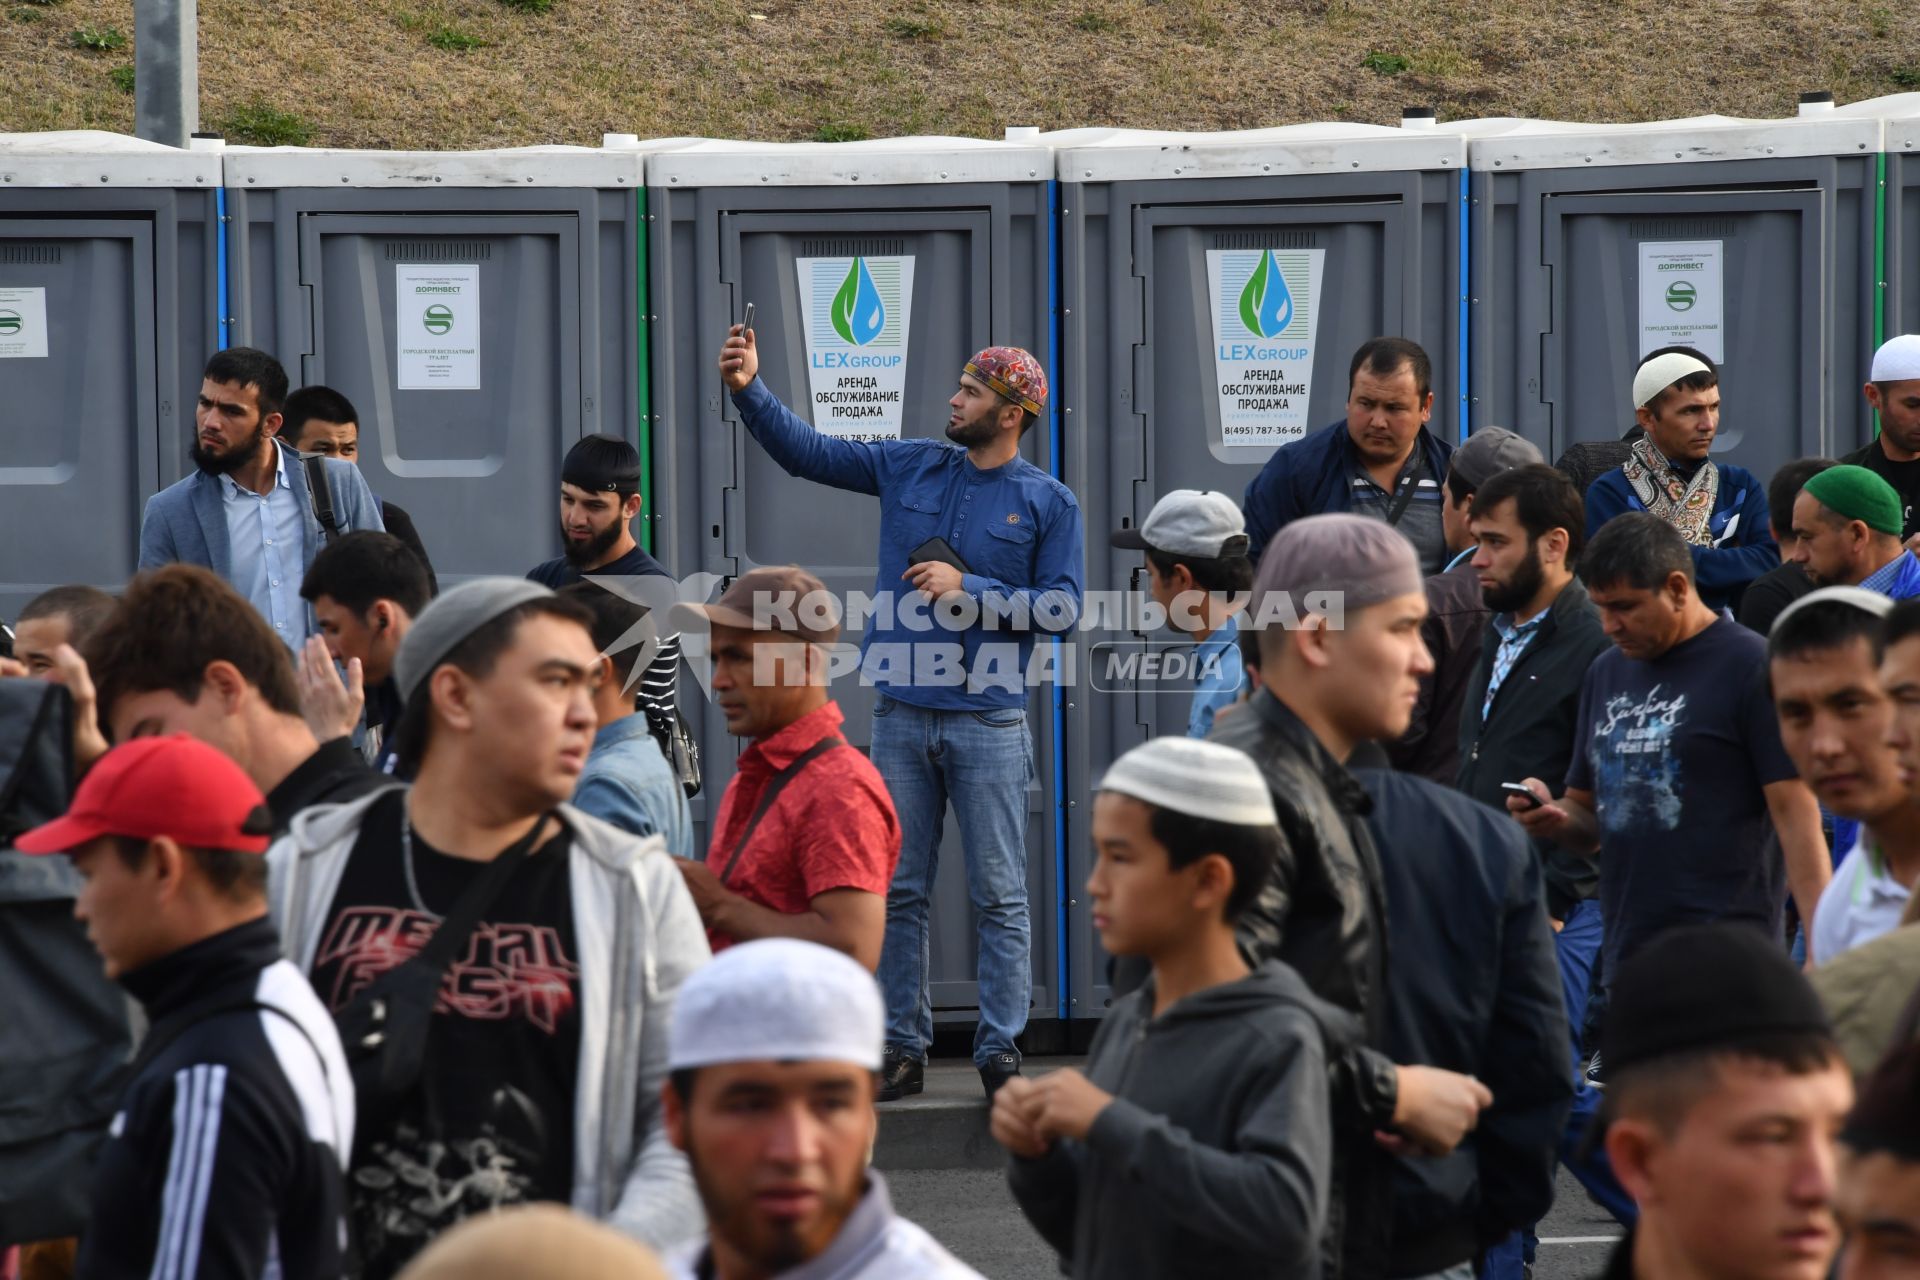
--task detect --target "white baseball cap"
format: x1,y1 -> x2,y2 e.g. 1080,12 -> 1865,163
1110,489 -> 1249,560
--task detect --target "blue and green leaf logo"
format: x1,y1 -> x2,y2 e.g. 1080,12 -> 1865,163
830,257 -> 886,346
0,310 -> 20,337
423,304 -> 454,336
1238,250 -> 1295,339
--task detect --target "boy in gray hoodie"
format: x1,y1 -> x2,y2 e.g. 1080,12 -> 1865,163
994,736 -> 1339,1280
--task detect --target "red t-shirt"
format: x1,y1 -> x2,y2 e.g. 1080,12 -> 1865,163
704,701 -> 901,951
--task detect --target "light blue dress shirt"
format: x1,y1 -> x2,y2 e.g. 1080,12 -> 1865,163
220,441 -> 307,648
573,715 -> 696,858
1187,612 -> 1246,739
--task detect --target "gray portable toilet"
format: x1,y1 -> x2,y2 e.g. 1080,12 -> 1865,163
223,143 -> 648,585
645,137 -> 1068,1039
1050,121 -> 1467,1021
0,131 -> 220,621
1838,94 -> 1920,349
1460,109 -> 1882,478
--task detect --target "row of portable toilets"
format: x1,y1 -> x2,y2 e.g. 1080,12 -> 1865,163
4,93 -> 1919,1037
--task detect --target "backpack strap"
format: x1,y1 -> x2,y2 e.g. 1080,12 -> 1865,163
302,452 -> 342,544
718,737 -> 848,886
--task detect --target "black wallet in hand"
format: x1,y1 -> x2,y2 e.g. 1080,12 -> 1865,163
909,535 -> 971,575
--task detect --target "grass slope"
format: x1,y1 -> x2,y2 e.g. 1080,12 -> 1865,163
5,0 -> 1920,149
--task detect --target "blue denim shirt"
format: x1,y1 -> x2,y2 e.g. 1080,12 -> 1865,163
733,377 -> 1084,711
219,442 -> 307,648
1187,613 -> 1246,739
572,715 -> 694,857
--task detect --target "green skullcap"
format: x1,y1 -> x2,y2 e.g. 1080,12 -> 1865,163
1803,465 -> 1905,537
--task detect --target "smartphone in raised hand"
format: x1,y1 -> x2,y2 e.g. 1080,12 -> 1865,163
739,302 -> 755,335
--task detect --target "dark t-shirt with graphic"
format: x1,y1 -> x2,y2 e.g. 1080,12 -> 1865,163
1567,618 -> 1799,975
309,791 -> 581,1280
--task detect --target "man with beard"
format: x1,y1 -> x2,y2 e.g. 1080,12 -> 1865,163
1790,466 -> 1920,599
1584,347 -> 1777,614
139,348 -> 385,649
1843,335 -> 1920,540
719,326 -> 1083,1103
527,434 -> 683,732
1388,426 -> 1541,782
663,939 -> 980,1279
1452,465 -> 1627,1270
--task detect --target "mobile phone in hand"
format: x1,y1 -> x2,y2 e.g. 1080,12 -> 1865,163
1501,782 -> 1544,811
740,302 -> 755,335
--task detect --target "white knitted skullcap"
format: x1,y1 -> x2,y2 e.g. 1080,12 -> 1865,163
1633,352 -> 1713,409
668,939 -> 882,1072
1871,335 -> 1920,384
1098,737 -> 1278,827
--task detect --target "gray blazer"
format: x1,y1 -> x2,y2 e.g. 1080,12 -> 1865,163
137,439 -> 386,627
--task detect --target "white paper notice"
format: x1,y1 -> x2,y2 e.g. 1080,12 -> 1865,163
0,287 -> 50,359
1206,248 -> 1326,448
396,265 -> 480,390
1639,240 -> 1724,364
795,255 -> 915,441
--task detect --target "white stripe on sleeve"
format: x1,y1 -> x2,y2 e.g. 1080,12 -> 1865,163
150,1064 -> 229,1280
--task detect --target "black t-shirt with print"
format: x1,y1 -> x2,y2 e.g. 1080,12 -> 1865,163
309,791 -> 581,1279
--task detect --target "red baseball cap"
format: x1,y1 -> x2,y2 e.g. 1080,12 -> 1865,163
14,734 -> 273,856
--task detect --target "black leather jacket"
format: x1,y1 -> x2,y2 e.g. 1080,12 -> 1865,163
1209,688 -> 1401,1280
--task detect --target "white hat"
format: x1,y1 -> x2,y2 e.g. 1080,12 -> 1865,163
1098,737 -> 1278,827
668,939 -> 883,1072
1632,352 -> 1714,409
1871,335 -> 1920,384
1110,490 -> 1249,560
1772,584 -> 1895,634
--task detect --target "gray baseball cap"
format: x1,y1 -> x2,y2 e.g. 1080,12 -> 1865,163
394,577 -> 556,705
1448,426 -> 1543,492
1111,489 -> 1249,559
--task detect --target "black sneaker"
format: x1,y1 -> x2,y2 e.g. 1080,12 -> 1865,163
1584,1051 -> 1605,1091
980,1052 -> 1022,1099
878,1046 -> 924,1102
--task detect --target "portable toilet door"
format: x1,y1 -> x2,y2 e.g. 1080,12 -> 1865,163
1839,94 -> 1920,352
222,143 -> 648,587
1050,121 -> 1466,1021
1461,108 -> 1882,480
645,136 -> 1067,1039
0,131 -> 220,622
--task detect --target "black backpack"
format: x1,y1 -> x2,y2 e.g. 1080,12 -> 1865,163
0,680 -> 139,1246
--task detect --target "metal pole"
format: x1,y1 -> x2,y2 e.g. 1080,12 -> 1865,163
134,0 -> 198,148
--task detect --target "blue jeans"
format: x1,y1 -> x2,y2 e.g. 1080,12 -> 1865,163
871,692 -> 1034,1067
1482,900 -> 1634,1280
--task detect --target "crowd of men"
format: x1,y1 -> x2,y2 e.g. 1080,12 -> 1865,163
6,320 -> 1920,1280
